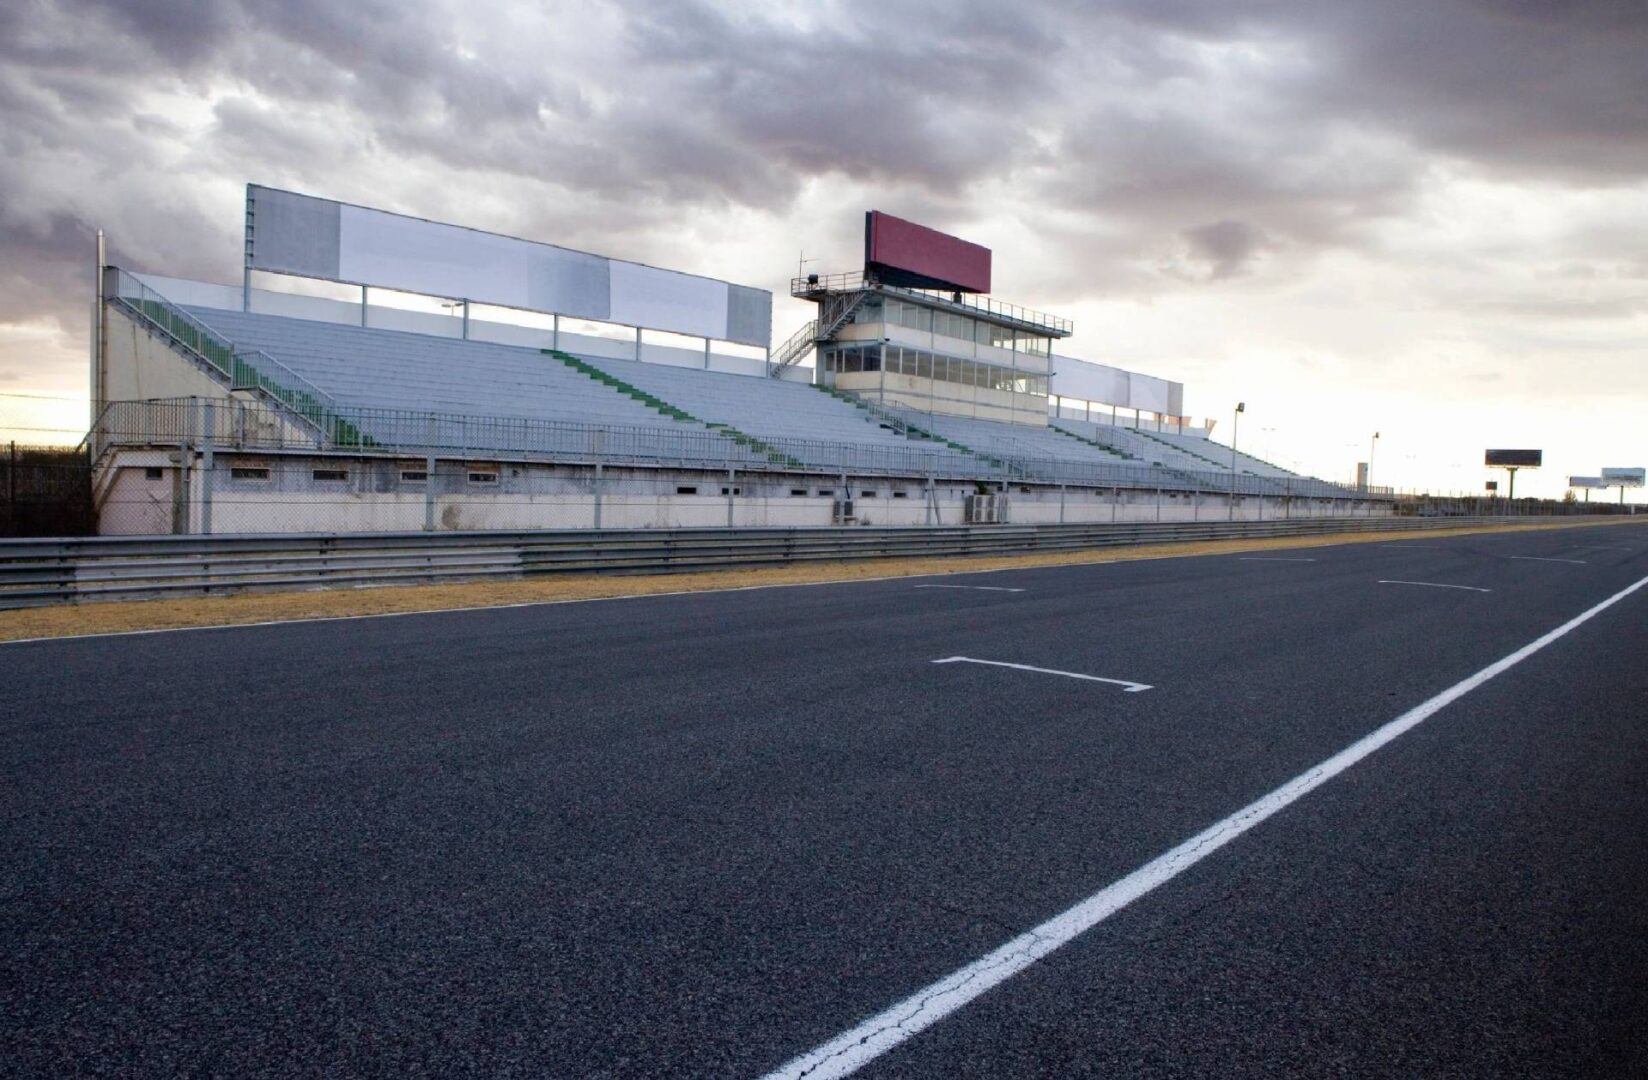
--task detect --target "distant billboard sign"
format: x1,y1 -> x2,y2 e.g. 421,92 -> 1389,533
1485,449 -> 1542,467
1602,467 -> 1646,488
1485,481 -> 1499,491
1569,476 -> 1608,489
864,210 -> 991,294
243,184 -> 772,347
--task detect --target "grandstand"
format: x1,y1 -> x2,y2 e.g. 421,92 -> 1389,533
86,185 -> 1385,535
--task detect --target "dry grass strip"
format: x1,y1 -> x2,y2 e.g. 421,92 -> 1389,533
3,518 -> 1641,643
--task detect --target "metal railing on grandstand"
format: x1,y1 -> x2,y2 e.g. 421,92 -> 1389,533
91,397 -> 1384,501
791,271 -> 1073,336
106,268 -> 355,444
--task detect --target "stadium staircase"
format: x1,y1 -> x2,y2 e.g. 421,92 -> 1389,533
544,349 -> 805,468
770,290 -> 879,375
1136,428 -> 1227,470
811,385 -> 985,457
1047,423 -> 1137,462
110,277 -> 372,449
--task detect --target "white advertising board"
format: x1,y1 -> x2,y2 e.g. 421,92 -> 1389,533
1051,354 -> 1183,413
1568,476 -> 1608,489
245,185 -> 770,347
1601,467 -> 1645,488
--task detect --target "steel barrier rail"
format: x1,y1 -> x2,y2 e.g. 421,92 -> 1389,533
0,516 -> 1634,609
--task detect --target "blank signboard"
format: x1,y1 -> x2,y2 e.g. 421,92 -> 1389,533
245,185 -> 770,347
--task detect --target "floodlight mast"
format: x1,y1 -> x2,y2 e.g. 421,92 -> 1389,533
1229,401 -> 1245,521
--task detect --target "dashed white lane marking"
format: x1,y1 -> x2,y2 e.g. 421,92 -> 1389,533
1507,556 -> 1587,564
913,585 -> 1027,593
931,656 -> 1153,693
1237,557 -> 1319,563
1378,580 -> 1492,593
761,573 -> 1648,1080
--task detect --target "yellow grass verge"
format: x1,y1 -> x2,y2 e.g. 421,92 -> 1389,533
2,518 -> 1640,643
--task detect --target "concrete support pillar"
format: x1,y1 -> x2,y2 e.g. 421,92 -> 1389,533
423,453 -> 436,531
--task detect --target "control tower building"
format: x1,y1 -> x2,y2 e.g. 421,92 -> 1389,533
773,211 -> 1073,427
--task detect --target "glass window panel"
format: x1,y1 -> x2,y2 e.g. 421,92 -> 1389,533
916,353 -> 933,379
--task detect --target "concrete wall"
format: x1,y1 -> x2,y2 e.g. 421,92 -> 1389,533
97,447 -> 1392,535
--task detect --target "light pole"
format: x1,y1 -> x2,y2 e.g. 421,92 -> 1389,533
1229,401 -> 1245,520
1368,431 -> 1380,491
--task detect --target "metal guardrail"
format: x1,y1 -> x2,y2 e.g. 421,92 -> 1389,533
2,516 -> 1626,610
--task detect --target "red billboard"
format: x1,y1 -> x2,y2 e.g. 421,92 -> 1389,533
865,211 -> 991,294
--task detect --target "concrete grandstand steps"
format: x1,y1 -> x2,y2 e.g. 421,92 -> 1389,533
1046,423 -> 1134,462
181,307 -> 703,429
1136,428 -> 1227,470
578,354 -> 984,475
815,386 -> 981,456
545,349 -> 806,469
885,408 -> 1135,473
1150,429 -> 1299,479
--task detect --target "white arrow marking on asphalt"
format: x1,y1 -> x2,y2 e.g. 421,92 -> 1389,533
912,585 -> 1027,593
931,656 -> 1153,693
1378,580 -> 1492,593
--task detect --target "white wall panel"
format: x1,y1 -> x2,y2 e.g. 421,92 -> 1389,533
609,260 -> 727,341
338,205 -> 538,310
246,185 -> 769,346
1129,372 -> 1171,414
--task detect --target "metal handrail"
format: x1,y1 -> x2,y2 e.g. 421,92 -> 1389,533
107,269 -> 347,441
769,318 -> 820,374
791,271 -> 1073,336
91,397 -> 1386,500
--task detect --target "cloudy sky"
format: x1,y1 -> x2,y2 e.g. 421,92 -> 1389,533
2,0 -> 1644,496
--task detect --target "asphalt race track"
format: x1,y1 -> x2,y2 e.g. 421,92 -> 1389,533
4,522 -> 1647,1077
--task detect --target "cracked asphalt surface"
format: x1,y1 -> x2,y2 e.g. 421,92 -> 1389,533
3,522 -> 1646,1077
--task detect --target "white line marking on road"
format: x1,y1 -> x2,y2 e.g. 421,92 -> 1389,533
913,585 -> 1027,593
1507,556 -> 1587,564
931,656 -> 1152,693
1378,580 -> 1492,593
1380,543 -> 1444,548
1237,557 -> 1319,563
761,573 -> 1648,1080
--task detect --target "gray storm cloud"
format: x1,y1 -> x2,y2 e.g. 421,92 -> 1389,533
1,0 -> 1644,382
